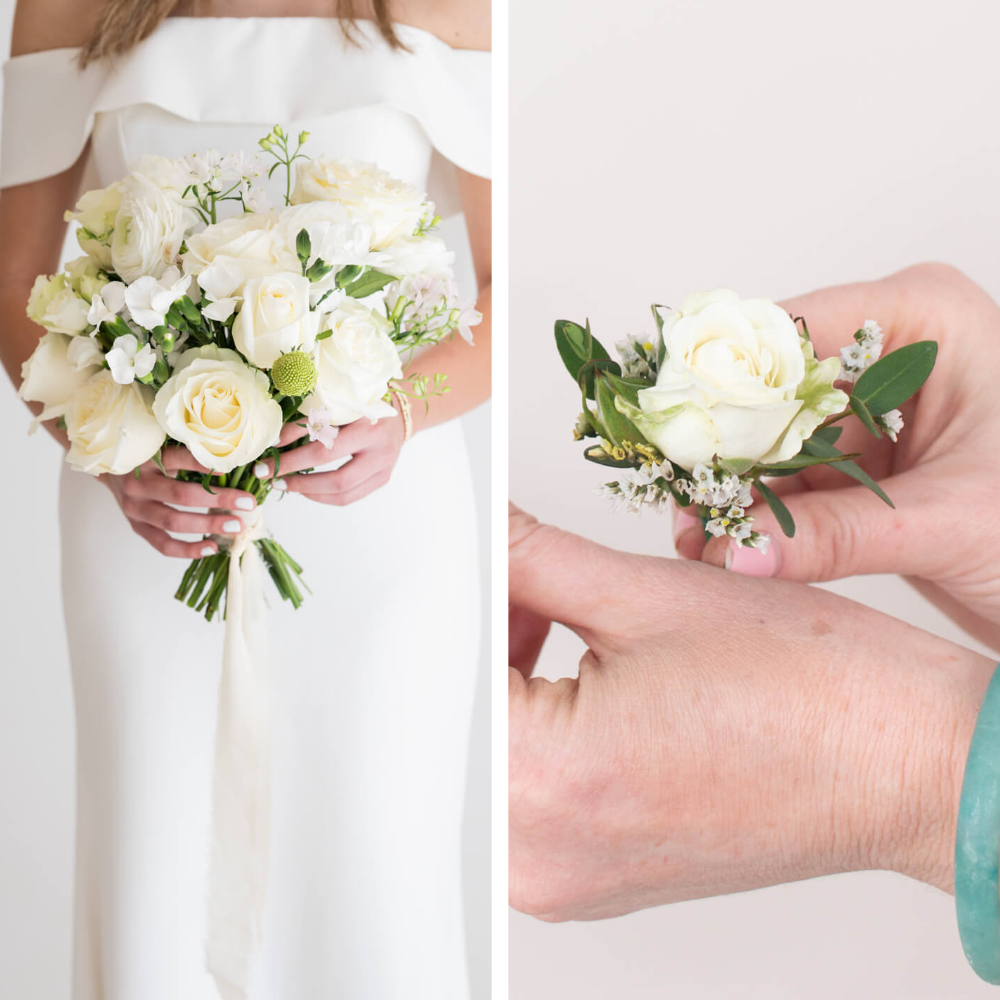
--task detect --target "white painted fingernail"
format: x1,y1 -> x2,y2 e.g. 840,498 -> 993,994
223,519 -> 242,533
272,478 -> 287,491
201,546 -> 215,557
253,462 -> 269,478
235,497 -> 255,510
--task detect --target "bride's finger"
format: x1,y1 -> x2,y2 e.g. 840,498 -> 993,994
278,421 -> 308,447
275,451 -> 386,497
124,473 -> 257,512
159,446 -> 211,475
130,521 -> 219,559
121,499 -> 246,538
255,437 -> 339,479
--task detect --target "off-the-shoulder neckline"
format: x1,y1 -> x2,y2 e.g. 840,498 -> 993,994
5,17 -> 491,62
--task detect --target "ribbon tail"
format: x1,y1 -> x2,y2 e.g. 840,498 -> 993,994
206,537 -> 271,999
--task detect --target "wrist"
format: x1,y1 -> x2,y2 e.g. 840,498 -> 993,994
838,639 -> 991,892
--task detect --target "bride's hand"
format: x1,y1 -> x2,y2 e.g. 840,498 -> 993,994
674,263 -> 1000,651
102,446 -> 258,558
254,408 -> 406,507
508,504 -> 990,921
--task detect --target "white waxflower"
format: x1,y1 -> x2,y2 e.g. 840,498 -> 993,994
87,281 -> 127,327
107,333 -> 156,384
839,319 -> 884,381
616,336 -> 655,378
879,408 -> 904,442
124,266 -> 190,330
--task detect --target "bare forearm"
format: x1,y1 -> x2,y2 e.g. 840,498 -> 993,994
404,281 -> 492,434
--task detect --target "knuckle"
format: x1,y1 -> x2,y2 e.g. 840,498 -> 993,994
163,510 -> 186,534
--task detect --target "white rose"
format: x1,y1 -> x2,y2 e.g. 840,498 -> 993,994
626,289 -> 848,470
291,157 -> 426,249
276,201 -> 377,266
65,182 -> 122,269
27,275 -> 90,335
19,331 -> 101,422
182,211 -> 298,291
65,370 -> 165,475
111,172 -> 194,284
378,234 -> 455,277
153,345 -> 282,473
232,272 -> 318,369
301,299 -> 402,425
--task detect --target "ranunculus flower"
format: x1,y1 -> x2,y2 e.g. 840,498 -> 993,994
301,299 -> 402,425
111,173 -> 194,284
65,181 -> 122,269
153,345 -> 282,473
182,211 -> 298,291
26,275 -> 89,335
65,256 -> 109,303
64,370 -> 165,475
623,289 -> 848,470
291,157 -> 427,249
19,331 -> 101,423
232,272 -> 318,369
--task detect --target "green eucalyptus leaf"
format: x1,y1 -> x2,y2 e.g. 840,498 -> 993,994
810,425 -> 843,446
801,438 -> 895,507
595,374 -> 644,447
605,373 -> 652,406
342,269 -> 396,298
756,480 -> 796,538
852,340 -> 938,415
849,395 -> 882,438
759,451 -> 861,473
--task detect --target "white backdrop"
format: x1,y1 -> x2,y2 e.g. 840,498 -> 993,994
0,7 -> 491,998
510,0 -> 1000,996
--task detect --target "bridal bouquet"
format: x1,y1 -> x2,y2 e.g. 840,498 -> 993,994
556,289 -> 936,549
19,127 -> 480,620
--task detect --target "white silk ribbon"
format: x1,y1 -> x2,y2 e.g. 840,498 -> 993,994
205,509 -> 271,1000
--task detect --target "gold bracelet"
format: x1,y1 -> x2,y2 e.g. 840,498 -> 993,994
392,389 -> 413,442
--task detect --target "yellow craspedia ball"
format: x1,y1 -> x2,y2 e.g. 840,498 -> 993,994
270,350 -> 317,396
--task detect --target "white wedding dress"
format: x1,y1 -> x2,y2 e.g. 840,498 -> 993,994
0,18 -> 489,1000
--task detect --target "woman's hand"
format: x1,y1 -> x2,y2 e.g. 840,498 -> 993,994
102,446 -> 257,559
254,407 -> 406,507
509,504 -> 990,922
674,264 -> 1000,651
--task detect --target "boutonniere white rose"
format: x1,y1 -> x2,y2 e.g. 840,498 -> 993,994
556,289 -> 937,549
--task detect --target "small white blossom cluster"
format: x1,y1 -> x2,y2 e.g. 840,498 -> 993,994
383,271 -> 481,346
597,462 -> 673,514
839,319 -> 883,382
877,407 -> 904,442
673,463 -> 770,551
615,336 -> 656,378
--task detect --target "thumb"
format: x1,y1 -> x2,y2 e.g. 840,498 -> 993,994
701,471 -> 934,582
508,502 -> 640,636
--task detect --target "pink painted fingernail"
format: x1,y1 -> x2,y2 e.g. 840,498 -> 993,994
672,508 -> 701,542
726,538 -> 783,577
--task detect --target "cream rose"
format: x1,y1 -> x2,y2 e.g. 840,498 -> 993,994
26,275 -> 90,335
19,331 -> 102,423
301,300 -> 402,425
182,211 -> 299,291
111,173 -> 194,284
153,345 -> 282,473
623,290 -> 848,470
291,158 -> 426,249
65,370 -> 165,475
232,272 -> 319,368
65,182 -> 122,270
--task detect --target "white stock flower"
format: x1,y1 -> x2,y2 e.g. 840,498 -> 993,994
153,345 -> 282,473
65,182 -> 122,269
65,370 -> 165,475
111,172 -> 194,283
276,201 -> 379,267
301,299 -> 402,425
378,234 -> 455,276
124,265 -> 191,329
182,211 -> 298,291
291,157 -> 427,249
19,332 -> 101,424
26,275 -> 89,335
232,272 -> 318,368
622,290 -> 848,470
107,334 -> 156,385
87,281 -> 127,327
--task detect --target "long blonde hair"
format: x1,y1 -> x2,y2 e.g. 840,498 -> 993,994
80,0 -> 406,66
